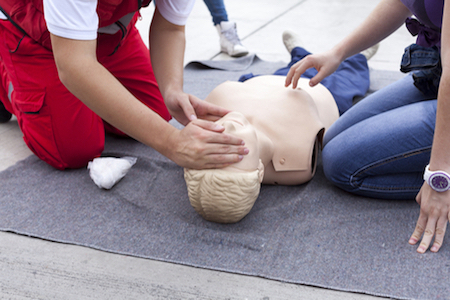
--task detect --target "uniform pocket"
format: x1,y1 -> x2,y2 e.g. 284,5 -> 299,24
11,86 -> 66,168
12,86 -> 45,113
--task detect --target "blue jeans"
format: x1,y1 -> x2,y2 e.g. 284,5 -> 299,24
322,73 -> 437,200
400,43 -> 441,96
203,0 -> 228,25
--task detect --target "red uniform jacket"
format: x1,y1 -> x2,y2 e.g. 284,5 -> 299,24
0,0 -> 151,50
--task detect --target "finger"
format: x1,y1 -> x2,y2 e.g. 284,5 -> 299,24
196,133 -> 250,159
191,98 -> 230,121
206,142 -> 250,156
309,74 -> 324,87
415,185 -> 423,205
177,95 -> 197,121
285,60 -> 303,87
409,213 -> 427,245
285,63 -> 299,87
192,120 -> 250,148
430,217 -> 448,252
291,64 -> 310,89
308,67 -> 331,87
416,216 -> 438,253
191,119 -> 227,133
287,59 -> 313,89
200,153 -> 247,169
188,120 -> 252,160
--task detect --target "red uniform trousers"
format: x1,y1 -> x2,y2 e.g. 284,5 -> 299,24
0,19 -> 170,170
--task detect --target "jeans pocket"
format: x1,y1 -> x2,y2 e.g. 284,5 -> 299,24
400,44 -> 441,96
400,44 -> 440,73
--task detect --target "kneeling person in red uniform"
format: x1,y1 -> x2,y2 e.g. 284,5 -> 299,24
0,0 -> 248,170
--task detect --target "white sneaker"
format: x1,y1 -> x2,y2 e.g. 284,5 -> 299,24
282,29 -> 303,54
216,21 -> 249,57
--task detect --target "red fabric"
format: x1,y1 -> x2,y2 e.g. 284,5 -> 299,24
0,0 -> 50,49
0,19 -> 170,170
0,58 -> 13,113
0,0 -> 152,50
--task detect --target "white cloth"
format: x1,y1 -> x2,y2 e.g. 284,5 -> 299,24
154,0 -> 195,26
88,156 -> 137,189
44,0 -> 99,40
43,0 -> 195,39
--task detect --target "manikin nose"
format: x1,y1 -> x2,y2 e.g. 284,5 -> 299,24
222,121 -> 238,133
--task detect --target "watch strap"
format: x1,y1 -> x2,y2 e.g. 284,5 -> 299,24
423,164 -> 450,192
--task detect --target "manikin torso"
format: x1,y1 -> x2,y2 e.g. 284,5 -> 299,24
204,75 -> 339,185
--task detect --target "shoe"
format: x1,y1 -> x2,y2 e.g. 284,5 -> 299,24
0,101 -> 12,123
216,21 -> 249,57
361,43 -> 380,60
282,29 -> 303,54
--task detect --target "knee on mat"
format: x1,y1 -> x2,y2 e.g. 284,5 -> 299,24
25,134 -> 104,170
322,142 -> 354,191
59,146 -> 104,170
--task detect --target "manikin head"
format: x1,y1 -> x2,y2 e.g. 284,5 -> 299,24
184,112 -> 265,223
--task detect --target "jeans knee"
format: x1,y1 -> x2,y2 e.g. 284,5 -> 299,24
322,142 -> 353,191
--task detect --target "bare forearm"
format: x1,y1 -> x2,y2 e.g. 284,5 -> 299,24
429,2 -> 450,171
430,71 -> 450,170
149,8 -> 186,99
333,0 -> 411,60
149,7 -> 225,125
51,36 -> 176,157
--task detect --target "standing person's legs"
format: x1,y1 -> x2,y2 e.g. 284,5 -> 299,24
0,21 -> 104,170
203,0 -> 248,57
202,0 -> 228,25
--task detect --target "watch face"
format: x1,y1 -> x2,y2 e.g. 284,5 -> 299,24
430,173 -> 450,192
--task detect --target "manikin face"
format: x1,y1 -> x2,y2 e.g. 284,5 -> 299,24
184,111 -> 265,223
215,111 -> 261,172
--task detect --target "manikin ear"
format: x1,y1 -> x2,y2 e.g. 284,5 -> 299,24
257,159 -> 264,183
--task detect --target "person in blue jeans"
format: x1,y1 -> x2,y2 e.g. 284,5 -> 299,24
202,0 -> 248,57
285,0 -> 447,254
239,30 -> 376,116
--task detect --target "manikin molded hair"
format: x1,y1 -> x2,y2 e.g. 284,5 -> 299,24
184,166 -> 262,223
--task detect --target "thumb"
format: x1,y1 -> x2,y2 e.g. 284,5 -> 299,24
191,119 -> 225,133
309,67 -> 331,87
179,96 -> 197,121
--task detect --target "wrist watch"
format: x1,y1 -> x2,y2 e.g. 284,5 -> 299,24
423,164 -> 450,192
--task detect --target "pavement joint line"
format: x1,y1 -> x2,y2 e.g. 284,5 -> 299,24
241,0 -> 308,41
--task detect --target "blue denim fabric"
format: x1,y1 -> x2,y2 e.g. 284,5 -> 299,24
239,47 -> 370,115
203,0 -> 228,25
323,74 -> 437,200
400,43 -> 441,96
